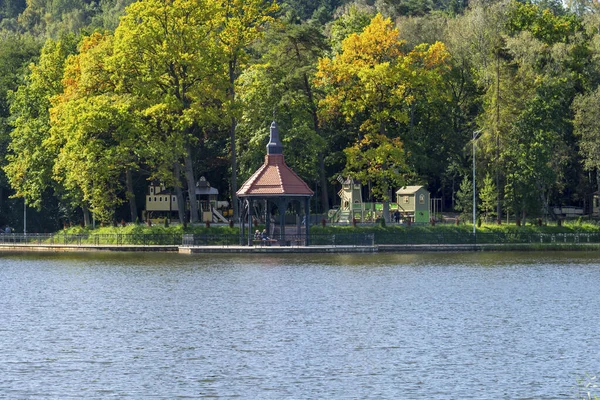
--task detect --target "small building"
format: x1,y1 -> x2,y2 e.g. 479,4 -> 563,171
396,186 -> 430,223
145,181 -> 178,219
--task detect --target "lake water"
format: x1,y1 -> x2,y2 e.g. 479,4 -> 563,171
1,251 -> 599,399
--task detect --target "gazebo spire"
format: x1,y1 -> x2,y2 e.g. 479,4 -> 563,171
267,121 -> 283,155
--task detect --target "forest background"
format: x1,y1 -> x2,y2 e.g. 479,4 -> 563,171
2,0 -> 600,232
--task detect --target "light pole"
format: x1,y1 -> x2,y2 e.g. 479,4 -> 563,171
473,130 -> 482,235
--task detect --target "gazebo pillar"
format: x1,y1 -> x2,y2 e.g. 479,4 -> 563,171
305,197 -> 310,246
265,200 -> 271,237
279,198 -> 287,244
239,198 -> 245,245
247,199 -> 253,246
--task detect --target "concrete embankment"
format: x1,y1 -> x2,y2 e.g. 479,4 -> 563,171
178,245 -> 377,254
0,244 -> 178,252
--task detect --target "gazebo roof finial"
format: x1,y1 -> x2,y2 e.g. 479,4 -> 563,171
267,119 -> 283,155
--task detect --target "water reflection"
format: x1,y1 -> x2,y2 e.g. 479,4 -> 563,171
0,251 -> 599,398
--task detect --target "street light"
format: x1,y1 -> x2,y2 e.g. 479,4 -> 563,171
473,130 -> 482,235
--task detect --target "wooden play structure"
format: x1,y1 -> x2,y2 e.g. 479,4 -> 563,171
329,179 -> 430,223
143,177 -> 229,223
194,177 -> 228,223
396,186 -> 430,223
144,181 -> 178,222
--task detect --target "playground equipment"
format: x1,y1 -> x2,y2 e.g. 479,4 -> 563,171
396,186 -> 430,223
195,177 -> 229,223
328,178 -> 430,223
329,177 -> 396,223
144,177 -> 230,223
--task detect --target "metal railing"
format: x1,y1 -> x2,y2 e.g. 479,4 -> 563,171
2,231 -> 600,247
0,233 -> 182,246
374,231 -> 600,245
182,233 -> 375,247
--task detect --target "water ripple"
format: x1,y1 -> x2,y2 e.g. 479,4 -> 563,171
0,251 -> 599,398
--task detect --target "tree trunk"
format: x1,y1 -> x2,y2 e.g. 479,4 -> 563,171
495,52 -> 502,223
383,187 -> 392,223
301,66 -> 329,213
230,115 -> 238,222
174,163 -> 186,225
82,205 -> 91,227
597,168 -> 600,201
318,152 -> 329,213
183,144 -> 198,223
126,169 -> 137,222
383,200 -> 390,223
229,61 -> 239,222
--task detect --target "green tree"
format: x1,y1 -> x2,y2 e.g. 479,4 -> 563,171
217,0 -> 277,222
328,4 -> 374,54
454,175 -> 473,222
112,0 -> 227,224
315,13 -> 449,219
237,20 -> 330,211
4,35 -> 78,212
343,133 -> 408,214
573,86 -> 600,200
50,32 -> 142,223
479,173 -> 497,222
0,33 -> 41,227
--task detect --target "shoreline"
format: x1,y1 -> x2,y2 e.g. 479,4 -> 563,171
2,242 -> 600,254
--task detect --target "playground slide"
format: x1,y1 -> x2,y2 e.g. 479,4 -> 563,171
213,208 -> 229,223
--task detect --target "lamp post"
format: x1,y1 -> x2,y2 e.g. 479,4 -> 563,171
473,130 -> 482,235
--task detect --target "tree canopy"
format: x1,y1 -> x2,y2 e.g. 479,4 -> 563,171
2,0 -> 600,230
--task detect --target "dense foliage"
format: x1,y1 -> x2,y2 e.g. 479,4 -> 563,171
2,0 -> 600,231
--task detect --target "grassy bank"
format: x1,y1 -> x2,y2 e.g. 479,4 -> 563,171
34,221 -> 600,247
58,223 -> 239,236
310,221 -> 600,235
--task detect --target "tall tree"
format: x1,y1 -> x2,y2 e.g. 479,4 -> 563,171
112,0 -> 227,224
315,13 -> 450,220
0,34 -> 40,224
237,21 -> 330,211
451,2 -> 508,223
217,0 -> 277,222
4,35 -> 78,213
50,32 -> 142,223
573,86 -> 600,198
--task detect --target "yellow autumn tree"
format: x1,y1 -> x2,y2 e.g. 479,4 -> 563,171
315,13 -> 450,135
315,14 -> 450,220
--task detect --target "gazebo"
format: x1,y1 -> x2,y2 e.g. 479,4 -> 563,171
237,121 -> 314,246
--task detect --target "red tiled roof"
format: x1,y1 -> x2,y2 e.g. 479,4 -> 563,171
237,154 -> 314,197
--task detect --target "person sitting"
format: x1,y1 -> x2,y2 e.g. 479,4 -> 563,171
262,229 -> 270,241
254,230 -> 261,240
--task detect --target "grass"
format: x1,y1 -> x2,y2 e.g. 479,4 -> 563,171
311,220 -> 600,235
36,220 -> 600,247
58,223 -> 240,236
